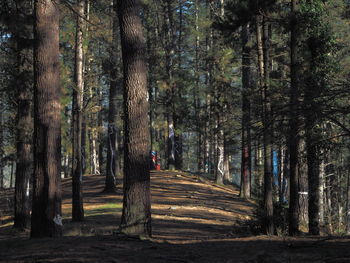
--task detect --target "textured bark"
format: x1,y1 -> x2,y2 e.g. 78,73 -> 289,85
14,0 -> 33,231
98,89 -> 105,173
261,16 -> 274,235
240,23 -> 252,199
223,137 -> 230,184
346,171 -> 350,234
162,0 -> 176,170
305,40 -> 321,236
288,0 -> 301,236
215,125 -> 224,185
118,0 -> 152,237
0,101 -> 3,189
71,0 -> 85,222
105,0 -> 121,193
31,0 -> 62,238
306,128 -> 320,235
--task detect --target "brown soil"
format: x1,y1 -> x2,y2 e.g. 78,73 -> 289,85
1,171 -> 350,262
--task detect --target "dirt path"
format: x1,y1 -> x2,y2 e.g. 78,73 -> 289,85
1,171 -> 350,262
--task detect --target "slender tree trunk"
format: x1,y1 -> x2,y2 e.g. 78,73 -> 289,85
262,15 -> 274,235
71,0 -> 85,221
31,0 -> 62,238
216,124 -> 224,185
194,0 -> 203,172
118,0 -> 152,237
319,155 -> 325,228
0,101 -> 3,189
223,136 -> 230,183
240,23 -> 252,198
305,119 -> 320,235
162,0 -> 176,170
346,170 -> 350,234
288,0 -> 301,236
10,162 -> 14,188
105,0 -> 121,193
98,89 -> 104,174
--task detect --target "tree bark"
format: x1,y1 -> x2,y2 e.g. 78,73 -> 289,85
14,0 -> 33,230
118,0 -> 152,237
105,0 -> 121,193
288,0 -> 301,236
31,0 -> 62,238
71,0 -> 85,222
261,15 -> 274,235
240,23 -> 252,199
0,101 -> 3,189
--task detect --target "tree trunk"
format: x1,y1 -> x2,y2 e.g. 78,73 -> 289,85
71,0 -> 85,222
261,15 -> 274,235
215,124 -> 224,185
31,0 -> 62,238
223,136 -> 230,184
98,89 -> 105,174
305,118 -> 320,235
240,23 -> 252,199
288,0 -> 301,236
105,0 -> 121,193
118,0 -> 152,237
346,170 -> 350,234
0,101 -> 3,189
14,0 -> 33,230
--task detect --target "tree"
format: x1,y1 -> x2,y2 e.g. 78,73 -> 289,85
118,0 -> 152,237
240,23 -> 252,199
288,0 -> 301,236
13,0 -> 33,231
71,0 -> 85,222
31,0 -> 62,238
104,0 -> 121,193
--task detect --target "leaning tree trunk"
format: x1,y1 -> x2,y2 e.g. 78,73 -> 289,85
71,0 -> 85,222
105,0 -> 121,193
118,0 -> 152,237
31,0 -> 62,238
14,0 -> 33,231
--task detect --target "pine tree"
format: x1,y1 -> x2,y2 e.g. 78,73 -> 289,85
31,0 -> 62,238
118,0 -> 152,237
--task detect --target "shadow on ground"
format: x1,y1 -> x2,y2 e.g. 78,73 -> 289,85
1,171 -> 350,262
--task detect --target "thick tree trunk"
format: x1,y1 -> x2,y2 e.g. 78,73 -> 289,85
240,23 -> 252,199
118,0 -> 152,237
288,0 -> 301,236
71,0 -> 85,222
14,0 -> 33,230
31,0 -> 62,238
105,0 -> 121,192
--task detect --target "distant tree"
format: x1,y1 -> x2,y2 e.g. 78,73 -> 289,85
71,0 -> 85,222
104,0 -> 121,193
288,0 -> 301,236
118,0 -> 152,237
240,23 -> 252,199
31,0 -> 62,238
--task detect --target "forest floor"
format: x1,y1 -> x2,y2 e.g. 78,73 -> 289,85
1,170 -> 350,262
